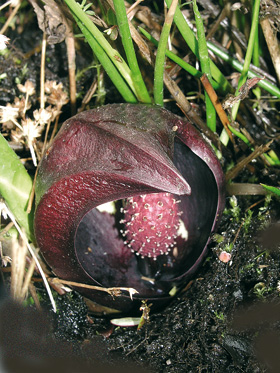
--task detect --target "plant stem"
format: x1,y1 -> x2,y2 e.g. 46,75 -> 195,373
139,27 -> 220,90
201,74 -> 233,142
64,0 -> 137,101
252,9 -> 262,100
71,8 -> 137,103
193,0 -> 216,132
207,41 -> 280,98
113,0 -> 151,103
231,0 -> 261,119
154,0 -> 178,106
164,0 -> 232,94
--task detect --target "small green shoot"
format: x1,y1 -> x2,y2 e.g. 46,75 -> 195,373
223,243 -> 233,253
227,196 -> 241,222
260,184 -> 280,197
77,0 -> 96,15
253,282 -> 272,299
214,311 -> 225,321
242,209 -> 253,235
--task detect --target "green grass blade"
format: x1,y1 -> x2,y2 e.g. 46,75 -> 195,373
0,134 -> 34,241
165,0 -> 232,94
261,184 -> 280,196
228,124 -> 252,147
154,0 -> 178,106
227,124 -> 279,165
193,0 -> 211,80
112,0 -> 151,103
231,0 -> 261,119
74,15 -> 137,103
64,0 -> 138,100
207,41 -> 280,98
193,0 -> 216,132
139,27 -> 220,91
252,13 -> 262,100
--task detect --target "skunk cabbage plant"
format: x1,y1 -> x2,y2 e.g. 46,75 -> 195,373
35,104 -> 225,313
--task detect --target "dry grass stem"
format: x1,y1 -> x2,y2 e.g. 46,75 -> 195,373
163,72 -> 223,151
1,202 -> 57,312
200,73 -> 234,143
225,140 -> 274,182
206,3 -> 230,40
10,236 -> 27,301
260,18 -> 280,84
0,221 -> 14,237
66,29 -> 77,115
20,257 -> 36,299
226,183 -> 268,196
126,0 -> 144,16
128,19 -> 152,63
79,79 -> 98,113
50,277 -> 139,300
0,0 -> 21,34
26,167 -> 37,214
165,0 -> 178,25
49,114 -> 60,143
28,282 -> 42,310
40,32 -> 47,109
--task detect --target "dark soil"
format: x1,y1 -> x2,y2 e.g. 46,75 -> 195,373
1,2 -> 280,373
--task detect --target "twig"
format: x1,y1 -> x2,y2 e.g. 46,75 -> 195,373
126,338 -> 148,356
206,3 -> 230,40
49,278 -> 138,300
225,140 -> 273,182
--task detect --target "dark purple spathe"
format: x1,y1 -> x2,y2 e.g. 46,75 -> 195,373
35,104 -> 225,313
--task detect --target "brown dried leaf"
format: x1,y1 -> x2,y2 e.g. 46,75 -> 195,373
29,0 -> 71,44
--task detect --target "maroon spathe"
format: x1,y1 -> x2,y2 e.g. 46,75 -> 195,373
35,104 -> 225,313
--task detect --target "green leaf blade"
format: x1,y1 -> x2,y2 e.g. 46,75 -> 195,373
0,134 -> 34,241
261,184 -> 280,197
